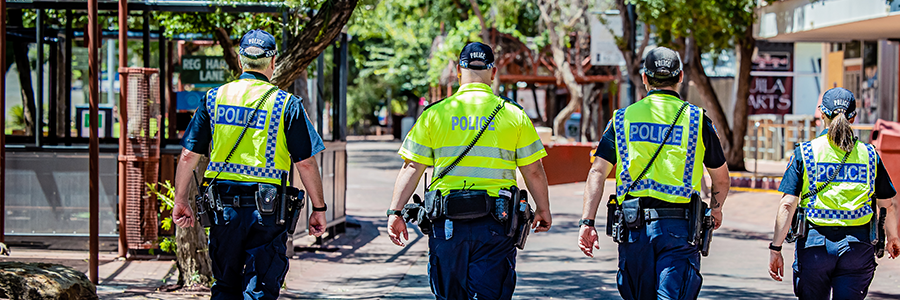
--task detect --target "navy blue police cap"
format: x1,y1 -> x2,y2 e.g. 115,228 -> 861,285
239,29 -> 278,59
643,47 -> 682,79
820,87 -> 857,119
459,42 -> 495,70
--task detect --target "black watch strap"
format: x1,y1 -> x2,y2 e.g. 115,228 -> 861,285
769,243 -> 782,252
578,219 -> 595,227
312,203 -> 327,212
386,209 -> 402,217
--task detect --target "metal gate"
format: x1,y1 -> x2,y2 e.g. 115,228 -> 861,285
120,67 -> 161,250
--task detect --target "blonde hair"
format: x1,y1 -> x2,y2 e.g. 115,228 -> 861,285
826,112 -> 855,152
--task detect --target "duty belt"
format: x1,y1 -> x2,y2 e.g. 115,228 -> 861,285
222,195 -> 259,208
643,208 -> 690,222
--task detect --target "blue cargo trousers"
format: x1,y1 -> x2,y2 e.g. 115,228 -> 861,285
616,218 -> 703,300
429,216 -> 517,300
208,205 -> 290,300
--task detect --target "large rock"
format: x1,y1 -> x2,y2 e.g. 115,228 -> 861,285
0,262 -> 97,300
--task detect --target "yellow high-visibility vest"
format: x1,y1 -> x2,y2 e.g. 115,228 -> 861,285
799,136 -> 878,226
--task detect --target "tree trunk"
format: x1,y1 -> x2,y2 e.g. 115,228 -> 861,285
467,0 -> 491,44
10,10 -> 36,136
271,0 -> 359,89
213,27 -> 242,78
729,32 -> 755,171
538,0 -> 584,137
615,0 -> 648,102
175,158 -> 214,288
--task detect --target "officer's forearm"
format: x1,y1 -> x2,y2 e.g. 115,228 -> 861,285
772,194 -> 799,246
519,159 -> 550,211
390,160 -> 427,211
582,159 -> 613,220
175,148 -> 203,205
879,198 -> 899,242
707,165 -> 731,210
295,157 -> 326,208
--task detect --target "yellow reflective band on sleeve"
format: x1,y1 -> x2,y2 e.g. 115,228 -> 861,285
516,140 -> 544,158
399,138 -> 434,165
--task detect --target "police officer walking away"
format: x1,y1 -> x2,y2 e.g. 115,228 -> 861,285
386,42 -> 552,300
768,87 -> 900,299
577,47 -> 732,299
172,29 -> 328,299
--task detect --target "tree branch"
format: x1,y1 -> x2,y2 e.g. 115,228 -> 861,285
467,0 -> 491,44
271,0 -> 359,89
213,27 -> 242,77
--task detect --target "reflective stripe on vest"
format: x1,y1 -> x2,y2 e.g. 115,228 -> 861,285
799,138 -> 877,224
613,103 -> 702,202
205,80 -> 292,184
207,87 -> 219,149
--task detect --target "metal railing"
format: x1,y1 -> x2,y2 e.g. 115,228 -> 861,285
744,114 -> 875,162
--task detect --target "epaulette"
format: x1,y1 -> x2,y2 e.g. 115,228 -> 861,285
422,98 -> 448,112
499,95 -> 524,110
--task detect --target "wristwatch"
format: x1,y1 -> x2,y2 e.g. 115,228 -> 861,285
312,203 -> 328,212
578,219 -> 595,227
768,243 -> 782,252
386,209 -> 403,217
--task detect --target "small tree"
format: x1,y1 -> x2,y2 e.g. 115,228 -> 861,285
146,179 -> 213,289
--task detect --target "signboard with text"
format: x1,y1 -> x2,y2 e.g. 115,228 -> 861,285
749,41 -> 793,115
180,56 -> 229,84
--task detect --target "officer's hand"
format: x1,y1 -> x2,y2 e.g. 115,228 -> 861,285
887,237 -> 900,259
578,225 -> 601,258
768,249 -> 784,281
387,215 -> 409,247
533,209 -> 552,233
172,202 -> 195,228
308,211 -> 327,237
711,208 -> 724,230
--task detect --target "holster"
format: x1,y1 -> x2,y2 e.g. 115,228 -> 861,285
688,194 -> 703,246
286,190 -> 306,234
513,189 -> 534,250
699,205 -> 714,257
606,195 -> 618,237
423,190 -> 444,220
874,206 -> 887,258
403,194 -> 433,235
195,182 -> 220,228
785,207 -> 808,243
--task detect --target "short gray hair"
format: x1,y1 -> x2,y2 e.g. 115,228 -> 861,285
239,47 -> 272,71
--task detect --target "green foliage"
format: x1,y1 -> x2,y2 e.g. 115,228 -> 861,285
628,0 -> 756,54
146,181 -> 177,254
7,105 -> 26,133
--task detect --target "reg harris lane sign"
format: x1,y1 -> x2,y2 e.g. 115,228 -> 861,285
180,56 -> 228,84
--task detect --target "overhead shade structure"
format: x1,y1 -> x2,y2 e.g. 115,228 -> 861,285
755,0 -> 900,42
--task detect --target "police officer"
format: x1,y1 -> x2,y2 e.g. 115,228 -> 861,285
172,29 -> 328,299
768,87 -> 900,299
386,42 -> 552,300
577,47 -> 732,299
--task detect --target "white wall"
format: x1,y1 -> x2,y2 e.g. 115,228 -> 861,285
792,42 -> 824,116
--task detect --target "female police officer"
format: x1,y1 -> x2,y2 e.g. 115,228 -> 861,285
769,87 -> 900,299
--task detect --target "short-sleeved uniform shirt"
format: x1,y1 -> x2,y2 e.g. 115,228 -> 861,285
593,90 -> 727,208
182,72 -> 325,194
778,135 -> 896,248
399,83 -> 547,197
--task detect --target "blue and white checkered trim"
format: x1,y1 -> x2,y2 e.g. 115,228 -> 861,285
799,141 -> 818,206
207,162 -> 287,180
865,143 -> 877,193
613,109 -> 633,189
264,90 -> 288,169
207,87 -> 220,148
616,179 -> 696,199
682,105 -> 701,187
807,205 -> 873,220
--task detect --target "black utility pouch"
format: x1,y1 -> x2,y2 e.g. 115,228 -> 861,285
255,183 -> 278,215
286,191 -> 306,234
688,194 -> 703,246
621,198 -> 643,229
423,190 -> 444,220
786,207 -> 808,243
445,190 -> 491,220
206,183 -> 223,213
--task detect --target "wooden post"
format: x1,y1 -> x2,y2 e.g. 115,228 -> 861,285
0,0 -> 6,244
87,0 -> 100,285
117,0 -> 129,258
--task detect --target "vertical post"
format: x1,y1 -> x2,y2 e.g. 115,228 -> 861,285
87,0 -> 100,285
167,40 -> 175,140
331,37 -> 340,140
626,4 -> 636,105
65,10 -> 73,144
48,42 -> 57,143
0,0 -> 7,243
36,9 -> 44,147
107,40 -> 115,105
117,0 -> 130,258
332,33 -> 348,142
142,9 -> 150,68
159,28 -> 167,141
316,53 -> 325,135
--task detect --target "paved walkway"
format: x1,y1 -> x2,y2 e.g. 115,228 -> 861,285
8,140 -> 900,299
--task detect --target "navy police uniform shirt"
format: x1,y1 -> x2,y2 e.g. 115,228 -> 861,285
182,71 -> 325,194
